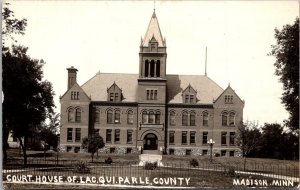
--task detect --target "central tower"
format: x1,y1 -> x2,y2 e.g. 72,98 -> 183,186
137,10 -> 167,152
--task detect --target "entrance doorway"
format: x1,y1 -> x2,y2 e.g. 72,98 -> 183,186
143,133 -> 158,150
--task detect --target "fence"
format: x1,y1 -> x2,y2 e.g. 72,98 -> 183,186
3,158 -> 299,188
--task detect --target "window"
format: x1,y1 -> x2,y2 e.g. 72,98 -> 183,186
182,111 -> 188,126
222,112 -> 228,126
142,111 -> 148,124
67,128 -> 73,142
127,110 -> 133,124
126,148 -> 132,154
221,132 -> 227,145
202,149 -> 208,155
185,95 -> 189,103
110,148 -> 115,154
169,111 -> 175,125
190,131 -> 196,144
190,95 -> 194,103
221,150 -> 226,156
150,60 -> 155,77
115,129 -> 120,143
106,129 -> 112,143
127,130 -> 133,144
230,132 -> 235,145
74,147 -> 80,153
94,109 -> 100,123
202,132 -> 208,145
229,112 -> 235,126
155,111 -> 160,124
182,131 -> 187,144
186,149 -> 191,155
75,108 -> 81,122
230,151 -> 235,157
203,112 -> 208,126
169,131 -> 175,144
68,108 -> 75,122
107,110 -> 113,124
190,112 -> 196,126
225,95 -> 233,104
75,128 -> 81,142
71,91 -> 79,100
67,147 -> 72,152
110,93 -> 114,101
149,111 -> 155,124
145,60 -> 149,77
169,149 -> 175,155
156,60 -> 160,77
115,93 -> 119,101
146,89 -> 158,100
114,110 -> 120,124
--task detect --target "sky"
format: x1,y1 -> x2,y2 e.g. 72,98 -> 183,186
7,0 -> 299,126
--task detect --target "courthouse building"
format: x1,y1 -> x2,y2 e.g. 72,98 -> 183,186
60,11 -> 244,156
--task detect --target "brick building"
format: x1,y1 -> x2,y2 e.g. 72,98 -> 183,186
60,11 -> 244,156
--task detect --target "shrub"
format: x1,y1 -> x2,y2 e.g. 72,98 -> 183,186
224,166 -> 236,177
145,162 -> 157,170
190,159 -> 199,167
74,161 -> 90,173
105,157 -> 113,164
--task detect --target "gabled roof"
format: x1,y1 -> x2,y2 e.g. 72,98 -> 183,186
81,73 -> 223,104
142,10 -> 165,47
166,75 -> 223,104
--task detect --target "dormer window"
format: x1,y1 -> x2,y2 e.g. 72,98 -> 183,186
182,85 -> 197,104
107,82 -> 122,102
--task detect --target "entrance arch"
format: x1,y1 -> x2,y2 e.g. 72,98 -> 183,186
143,133 -> 158,150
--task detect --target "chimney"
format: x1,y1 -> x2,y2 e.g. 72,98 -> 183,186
67,66 -> 78,90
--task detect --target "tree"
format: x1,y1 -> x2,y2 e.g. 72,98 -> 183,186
236,121 -> 262,171
82,134 -> 105,162
3,45 -> 55,167
269,18 -> 299,131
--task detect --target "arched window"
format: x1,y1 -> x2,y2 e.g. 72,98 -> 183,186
68,108 -> 75,122
142,111 -> 148,124
150,60 -> 155,77
95,109 -> 100,123
149,111 -> 155,124
75,108 -> 81,122
107,110 -> 113,124
203,112 -> 208,126
114,110 -> 120,124
229,112 -> 235,126
155,111 -> 160,124
145,60 -> 149,77
222,112 -> 228,126
182,111 -> 188,126
190,112 -> 196,126
127,110 -> 133,124
156,60 -> 160,77
169,111 -> 175,125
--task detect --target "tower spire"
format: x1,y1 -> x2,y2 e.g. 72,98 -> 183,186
205,46 -> 207,76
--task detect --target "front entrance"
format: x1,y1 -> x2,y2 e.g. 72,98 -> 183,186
143,133 -> 158,150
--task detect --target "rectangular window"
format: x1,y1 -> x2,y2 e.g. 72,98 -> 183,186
230,151 -> 235,157
185,95 -> 189,103
190,131 -> 196,144
202,132 -> 208,145
202,149 -> 208,155
115,129 -> 120,143
106,129 -> 112,143
170,112 -> 175,125
230,132 -> 235,145
221,132 -> 227,145
126,148 -> 132,154
127,130 -> 133,144
221,150 -> 226,156
67,128 -> 73,142
74,147 -> 80,153
115,93 -> 118,101
190,113 -> 195,126
110,147 -> 115,154
182,131 -> 187,144
75,128 -> 81,142
150,90 -> 153,100
154,90 -> 157,100
147,90 -> 150,100
66,146 -> 72,152
169,149 -> 175,155
155,113 -> 160,124
169,131 -> 175,144
190,95 -> 194,103
186,149 -> 191,155
114,111 -> 120,124
110,93 -> 114,101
